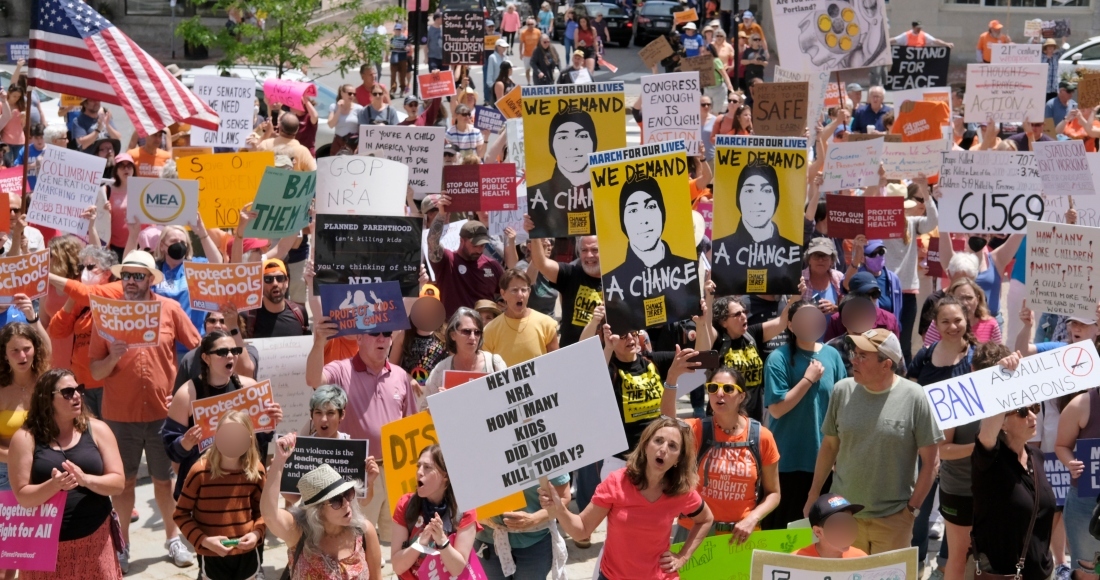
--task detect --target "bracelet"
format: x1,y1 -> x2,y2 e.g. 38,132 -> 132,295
26,316 -> 38,324
664,382 -> 678,390
437,538 -> 450,550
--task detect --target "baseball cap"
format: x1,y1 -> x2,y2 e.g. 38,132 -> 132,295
486,19 -> 495,26
420,194 -> 442,214
459,221 -> 492,246
263,258 -> 288,276
809,494 -> 864,527
496,38 -> 509,48
573,50 -> 586,58
1067,315 -> 1098,325
848,328 -> 904,365
394,22 -> 404,30
683,22 -> 697,30
847,272 -> 879,296
114,152 -> 135,166
864,239 -> 885,254
743,11 -> 754,19
846,82 -> 863,92
989,20 -> 1003,30
911,21 -> 921,28
806,237 -> 837,257
404,95 -> 421,107
443,143 -> 460,156
419,283 -> 441,300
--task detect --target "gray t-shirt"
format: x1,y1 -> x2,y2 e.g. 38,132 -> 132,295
822,376 -> 944,519
939,420 -> 981,496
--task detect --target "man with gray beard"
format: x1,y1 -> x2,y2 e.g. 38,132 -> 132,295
522,222 -> 602,347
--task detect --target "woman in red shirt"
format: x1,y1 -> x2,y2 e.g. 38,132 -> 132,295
574,16 -> 598,71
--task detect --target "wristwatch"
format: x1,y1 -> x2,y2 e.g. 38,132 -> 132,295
230,328 -> 240,336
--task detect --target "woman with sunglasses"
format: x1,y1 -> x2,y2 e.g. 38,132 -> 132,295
739,34 -> 768,91
1055,374 -> 1100,579
162,330 -> 282,500
8,368 -> 126,580
357,84 -> 399,126
844,237 -> 903,324
422,308 -> 507,405
327,83 -> 363,154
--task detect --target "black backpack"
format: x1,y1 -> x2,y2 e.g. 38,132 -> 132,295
698,417 -> 763,504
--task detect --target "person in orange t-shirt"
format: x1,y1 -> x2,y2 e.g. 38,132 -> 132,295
890,100 -> 951,142
1060,106 -> 1100,152
519,19 -> 542,84
795,493 -> 869,558
976,20 -> 1011,63
126,129 -> 171,178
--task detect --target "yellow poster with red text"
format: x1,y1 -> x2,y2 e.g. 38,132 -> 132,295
0,249 -> 50,304
89,295 -> 162,347
191,380 -> 277,451
184,262 -> 263,313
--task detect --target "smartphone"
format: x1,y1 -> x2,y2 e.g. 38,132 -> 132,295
221,539 -> 240,547
689,350 -> 721,370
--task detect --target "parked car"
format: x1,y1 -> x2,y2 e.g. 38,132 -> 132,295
633,0 -> 687,47
554,2 -> 633,48
1060,36 -> 1100,78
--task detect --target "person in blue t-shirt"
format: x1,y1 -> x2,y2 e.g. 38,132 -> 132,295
680,22 -> 703,57
1015,300 -> 1100,355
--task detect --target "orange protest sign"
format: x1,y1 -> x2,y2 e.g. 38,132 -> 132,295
171,147 -> 213,160
495,85 -> 523,119
673,8 -> 698,25
191,380 -> 278,451
418,71 -> 457,100
0,249 -> 49,304
485,35 -> 501,51
184,262 -> 263,313
443,371 -> 484,391
824,82 -> 840,108
89,295 -> 161,347
61,94 -> 84,107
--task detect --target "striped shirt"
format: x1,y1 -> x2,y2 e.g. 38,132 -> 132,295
173,458 -> 267,556
445,124 -> 485,152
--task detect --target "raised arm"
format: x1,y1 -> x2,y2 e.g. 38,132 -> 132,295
261,433 -> 304,545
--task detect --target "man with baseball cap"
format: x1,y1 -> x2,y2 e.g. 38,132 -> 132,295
796,494 -> 868,558
427,208 -> 504,317
243,258 -> 309,339
977,20 -> 1011,63
824,271 -> 901,342
805,328 -> 942,554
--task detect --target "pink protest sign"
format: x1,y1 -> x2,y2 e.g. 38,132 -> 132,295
262,78 -> 317,108
696,200 -> 713,241
0,490 -> 66,571
0,166 -> 26,196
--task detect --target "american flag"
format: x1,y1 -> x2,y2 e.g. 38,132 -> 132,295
28,0 -> 219,136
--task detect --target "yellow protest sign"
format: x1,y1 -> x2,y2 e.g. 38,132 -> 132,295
61,94 -> 84,107
171,146 -> 214,160
177,151 -> 275,228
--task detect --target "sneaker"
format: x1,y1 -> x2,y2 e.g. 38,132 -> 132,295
929,568 -> 945,580
117,550 -> 130,575
256,567 -> 267,580
929,519 -> 944,540
1056,563 -> 1072,580
130,508 -> 139,523
165,536 -> 196,568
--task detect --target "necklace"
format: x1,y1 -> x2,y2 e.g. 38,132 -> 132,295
504,314 -> 529,333
714,415 -> 743,436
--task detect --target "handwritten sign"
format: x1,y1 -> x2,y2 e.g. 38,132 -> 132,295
443,11 -> 484,65
496,85 -> 523,119
261,78 -> 316,109
315,155 -> 408,216
26,145 -> 105,235
89,295 -> 161,347
964,63 -> 1047,123
184,262 -> 263,313
0,490 -> 66,571
822,139 -> 883,190
751,547 -> 919,580
825,195 -> 906,239
752,82 -> 809,137
171,146 -> 213,160
1034,140 -> 1097,196
126,177 -> 199,226
418,70 -> 457,100
280,437 -> 368,496
1026,221 -> 1100,319
243,167 -> 315,239
678,55 -> 715,88
319,282 -> 409,338
474,105 -> 507,133
1042,186 -> 1100,227
359,126 -> 444,197
1025,19 -> 1044,38
886,46 -> 950,91
191,380 -> 277,451
882,138 -> 949,180
641,72 -> 702,155
673,8 -> 698,25
1078,74 -> 1100,110
671,529 -> 813,579
177,151 -> 274,229
191,75 -> 255,148
991,43 -> 1042,64
938,150 -> 1044,233
773,66 -> 831,143
639,36 -> 675,70
0,249 -> 49,304
489,192 -> 529,245
246,336 -> 313,439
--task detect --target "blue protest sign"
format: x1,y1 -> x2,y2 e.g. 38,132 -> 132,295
1075,438 -> 1100,498
474,106 -> 506,133
5,43 -> 29,64
319,282 -> 410,338
1045,452 -> 1070,506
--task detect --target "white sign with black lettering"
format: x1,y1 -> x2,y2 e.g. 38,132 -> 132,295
358,126 -> 444,198
990,43 -> 1043,64
938,150 -> 1044,233
1033,140 -> 1097,196
191,76 -> 255,148
641,72 -> 702,155
315,156 -> 408,216
245,335 -> 313,438
427,338 -> 626,509
964,64 -> 1046,123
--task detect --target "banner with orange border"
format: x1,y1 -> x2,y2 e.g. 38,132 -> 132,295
184,262 -> 263,313
0,249 -> 50,304
191,380 -> 278,451
89,296 -> 162,347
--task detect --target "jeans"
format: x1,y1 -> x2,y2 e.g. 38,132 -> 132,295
575,462 -> 602,511
476,533 -> 553,580
1064,486 -> 1100,571
0,461 -> 9,491
428,57 -> 443,72
564,38 -> 574,58
911,478 -> 939,566
900,293 -> 918,368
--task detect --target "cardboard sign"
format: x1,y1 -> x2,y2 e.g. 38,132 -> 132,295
261,78 -> 316,109
751,547 -> 918,580
358,126 -> 445,198
964,64 -> 1047,123
0,249 -> 49,304
319,282 -> 410,338
177,151 -> 275,229
26,145 -> 105,236
315,155 -> 408,216
678,54 -> 715,88
673,8 -> 698,25
752,82 -> 809,137
313,215 -> 422,296
243,167 -> 315,239
495,85 -> 523,120
443,11 -> 485,65
418,71 -> 457,100
443,371 -> 485,391
427,338 -> 628,509
184,262 -> 263,313
1078,74 -> 1100,110
1034,140 -> 1097,196
938,151 -> 1044,233
886,46 -> 950,91
1025,19 -> 1044,38
822,138 -> 884,190
641,72 -> 702,155
773,67 -> 831,142
280,437 -> 368,496
191,76 -> 255,148
1046,451 -> 1071,506
484,34 -> 501,51
126,177 -> 199,226
924,341 -> 1100,430
825,195 -> 906,240
770,0 -> 891,74
246,336 -> 312,441
89,295 -> 161,347
639,35 -> 675,70
1026,221 -> 1100,319
191,380 -> 278,452
671,529 -> 814,579
990,43 -> 1042,64
0,490 -> 66,572
60,94 -> 84,107
171,146 -> 213,160
474,105 -> 507,134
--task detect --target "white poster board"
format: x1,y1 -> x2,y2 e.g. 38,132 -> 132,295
938,150 -> 1044,233
881,138 -> 950,180
314,156 -> 409,216
190,76 -> 255,149
822,138 -> 883,190
125,177 -> 199,226
427,338 -> 627,509
26,145 -> 106,236
752,547 -> 918,580
489,188 -> 529,245
358,125 -> 445,199
506,118 -> 525,173
641,72 -> 702,156
1026,220 -> 1100,318
1034,140 -> 1097,196
422,218 -> 466,281
769,0 -> 892,73
245,335 -> 315,436
964,63 -> 1047,123
990,43 -> 1043,64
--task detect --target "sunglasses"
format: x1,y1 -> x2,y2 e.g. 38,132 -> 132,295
457,328 -> 482,337
367,331 -> 394,338
77,264 -> 99,272
706,382 -> 742,395
459,113 -> 471,118
264,275 -> 288,284
1007,403 -> 1041,418
372,92 -> 385,96
56,384 -> 87,400
207,346 -> 244,357
120,272 -> 147,281
866,249 -> 886,258
327,487 -> 355,510
701,102 -> 712,108
206,317 -> 227,325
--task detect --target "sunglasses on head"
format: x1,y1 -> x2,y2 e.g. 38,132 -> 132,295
264,275 -> 287,284
327,487 -> 355,510
367,331 -> 393,338
56,384 -> 86,400
1007,403 -> 1041,418
207,346 -> 244,357
120,272 -> 147,281
457,328 -> 482,337
706,382 -> 742,395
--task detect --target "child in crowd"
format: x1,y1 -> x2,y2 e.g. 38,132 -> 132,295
796,493 -> 869,558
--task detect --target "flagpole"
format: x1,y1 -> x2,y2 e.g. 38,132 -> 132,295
21,0 -> 35,203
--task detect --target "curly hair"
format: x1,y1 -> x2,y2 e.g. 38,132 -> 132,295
0,323 -> 51,387
711,295 -> 749,333
948,278 -> 992,321
24,368 -> 88,445
625,416 -> 698,496
49,234 -> 84,279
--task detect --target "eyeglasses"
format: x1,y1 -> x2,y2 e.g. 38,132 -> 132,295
120,272 -> 147,281
705,382 -> 742,395
751,37 -> 761,41
866,249 -> 886,258
206,317 -> 227,325
207,346 -> 244,357
327,488 -> 355,510
459,113 -> 471,117
55,384 -> 86,400
367,331 -> 394,338
1008,403 -> 1041,418
457,328 -> 482,337
77,264 -> 99,272
263,275 -> 288,284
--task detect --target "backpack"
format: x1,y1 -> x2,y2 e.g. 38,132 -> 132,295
244,300 -> 307,338
698,417 -> 763,505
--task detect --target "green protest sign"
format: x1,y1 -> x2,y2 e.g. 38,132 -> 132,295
672,528 -> 814,579
243,167 -> 316,239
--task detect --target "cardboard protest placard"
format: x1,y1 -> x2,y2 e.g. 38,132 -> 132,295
589,141 -> 701,332
484,34 -> 501,51
26,145 -> 105,236
443,11 -> 484,65
496,85 -> 523,119
1047,451 -> 1071,506
177,151 -> 275,229
882,138 -> 948,180
752,82 -> 809,137
938,151 -> 1044,233
990,43 -> 1042,64
444,371 -> 485,391
1027,221 -> 1100,319
964,64 -> 1047,123
924,341 -> 1100,430
418,70 -> 457,100
474,105 -> 507,134
522,83 -> 626,238
242,167 -> 315,239
677,55 -> 715,88
640,73 -> 702,155
184,262 -> 263,313
280,437 -> 368,496
191,380 -> 277,451
428,338 -> 628,509
1025,19 -> 1043,38
712,135 -> 807,295
89,295 -> 161,347
772,67 -> 830,142
673,8 -> 698,25
61,94 -> 83,107
0,249 -> 49,304
313,215 -> 422,296
825,195 -> 906,240
315,155 -> 408,216
885,46 -> 950,91
246,336 -> 312,439
171,146 -> 213,160
191,75 -> 255,148
822,138 -> 884,190
358,126 -> 444,198
751,547 -> 918,580
319,282 -> 409,338
126,177 -> 199,226
770,0 -> 891,73
1079,74 -> 1100,110
261,78 -> 316,109
0,490 -> 66,572
639,35 -> 675,70
1034,140 -> 1097,196
671,529 -> 813,579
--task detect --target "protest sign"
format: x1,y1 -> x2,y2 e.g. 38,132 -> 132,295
177,151 -> 274,228
242,167 -> 315,239
319,282 -> 409,338
261,78 -> 316,108
938,151 -> 1044,233
485,35 -> 501,51
246,336 -> 312,438
0,249 -> 49,305
315,155 -> 408,216
1025,19 -> 1044,38
26,145 -> 105,235
770,0 -> 891,73
712,135 -> 807,295
696,199 -> 713,240
671,529 -> 813,579
522,83 -> 626,238
359,126 -> 444,198
924,341 -> 1100,430
964,64 -> 1047,123
89,295 -> 161,347
639,36 -> 675,70
773,66 -> 834,143
480,163 -> 518,211
0,490 -> 66,572
882,138 -> 948,179
428,338 -> 627,508
280,437 -> 368,496
825,195 -> 906,240
443,11 -> 484,65
678,55 -> 715,88
496,85 -> 523,119
885,46 -> 950,91
443,165 -> 482,212
191,380 -> 277,452
1042,190 -> 1100,228
673,8 -> 698,25
1046,451 -> 1071,506
5,42 -> 30,64
640,73 -> 702,155
314,215 -> 422,296
1034,140 -> 1097,196
752,82 -> 809,137
1076,439 -> 1100,497
1026,221 -> 1100,318
418,71 -> 457,99
822,138 -> 883,190
184,262 -> 263,313
59,94 -> 82,107
489,192 -> 529,245
925,237 -> 944,278
589,141 -> 701,332
191,76 -> 255,148
444,371 -> 485,391
422,219 -> 465,282
506,118 -> 525,171
751,547 -> 918,580
0,166 -> 25,197
125,177 -> 199,226
171,146 -> 213,160
1079,74 -> 1100,110
990,43 -> 1042,64
474,105 -> 507,134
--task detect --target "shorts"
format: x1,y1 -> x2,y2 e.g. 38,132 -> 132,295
83,387 -> 104,420
0,461 -> 9,491
523,56 -> 532,70
938,489 -> 974,526
198,548 -> 260,580
106,419 -> 173,481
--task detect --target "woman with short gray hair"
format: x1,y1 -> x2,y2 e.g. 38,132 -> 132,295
422,307 -> 507,406
304,384 -> 351,440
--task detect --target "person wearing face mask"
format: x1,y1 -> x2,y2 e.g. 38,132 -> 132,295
844,238 -> 902,324
938,232 -> 1023,331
